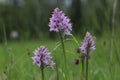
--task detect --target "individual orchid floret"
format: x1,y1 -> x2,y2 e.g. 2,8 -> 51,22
80,32 -> 95,55
49,8 -> 72,35
32,46 -> 55,68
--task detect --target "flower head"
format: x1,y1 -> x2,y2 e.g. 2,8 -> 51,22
49,8 -> 72,35
80,32 -> 95,55
32,46 -> 55,68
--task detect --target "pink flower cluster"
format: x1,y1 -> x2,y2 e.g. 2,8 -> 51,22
49,8 -> 72,35
80,32 -> 95,55
32,46 -> 55,68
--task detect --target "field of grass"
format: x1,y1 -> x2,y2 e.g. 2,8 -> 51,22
0,34 -> 120,80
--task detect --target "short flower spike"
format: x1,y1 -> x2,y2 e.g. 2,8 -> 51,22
32,46 -> 55,68
80,32 -> 95,54
49,8 -> 72,35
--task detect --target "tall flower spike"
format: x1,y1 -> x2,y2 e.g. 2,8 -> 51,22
32,46 -> 55,68
49,8 -> 72,35
80,32 -> 95,55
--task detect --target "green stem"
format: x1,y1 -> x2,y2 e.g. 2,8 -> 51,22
59,32 -> 67,80
3,25 -> 10,79
86,54 -> 89,80
81,59 -> 85,80
41,67 -> 44,80
56,62 -> 59,80
71,34 -> 79,46
3,24 -> 7,46
55,55 -> 59,80
110,0 -> 117,79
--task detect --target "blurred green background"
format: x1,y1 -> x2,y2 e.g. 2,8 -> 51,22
0,0 -> 119,41
0,0 -> 120,80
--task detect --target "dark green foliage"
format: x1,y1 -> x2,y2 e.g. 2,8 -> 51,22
0,0 -> 119,41
70,0 -> 82,35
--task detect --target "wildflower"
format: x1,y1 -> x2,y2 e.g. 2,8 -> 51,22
49,8 -> 72,35
32,46 -> 55,68
80,32 -> 95,55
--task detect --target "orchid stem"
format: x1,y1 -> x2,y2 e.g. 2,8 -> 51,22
81,58 -> 85,80
41,64 -> 44,80
86,53 -> 89,80
59,32 -> 67,80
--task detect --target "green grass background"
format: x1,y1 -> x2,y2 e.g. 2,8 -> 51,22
0,33 -> 120,80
